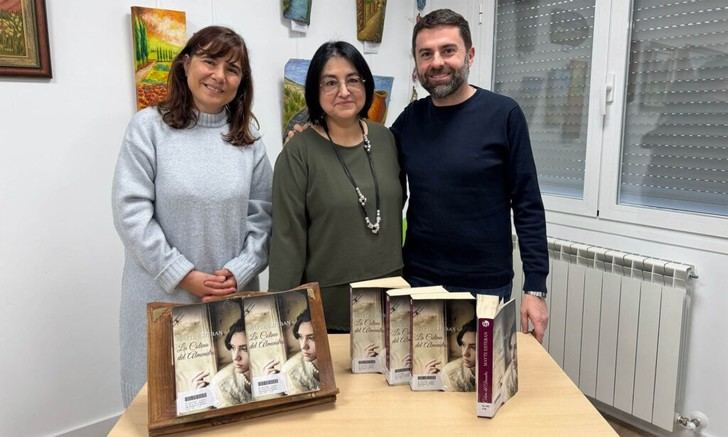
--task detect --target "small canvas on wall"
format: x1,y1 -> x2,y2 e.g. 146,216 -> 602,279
0,0 -> 51,77
282,58 -> 393,138
283,59 -> 310,139
356,0 -> 387,43
131,6 -> 186,110
368,75 -> 393,123
282,0 -> 312,25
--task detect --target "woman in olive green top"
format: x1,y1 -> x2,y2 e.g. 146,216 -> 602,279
270,41 -> 403,331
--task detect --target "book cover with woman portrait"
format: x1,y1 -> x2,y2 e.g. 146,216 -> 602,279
243,294 -> 289,400
350,277 -> 409,373
410,292 -> 475,391
171,298 -> 242,415
278,290 -> 321,394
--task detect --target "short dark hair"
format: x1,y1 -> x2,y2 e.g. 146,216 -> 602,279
224,318 -> 246,350
411,9 -> 472,58
304,41 -> 375,125
456,318 -> 477,346
158,25 -> 259,146
292,309 -> 312,339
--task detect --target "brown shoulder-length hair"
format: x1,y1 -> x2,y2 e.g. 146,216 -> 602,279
158,26 -> 258,146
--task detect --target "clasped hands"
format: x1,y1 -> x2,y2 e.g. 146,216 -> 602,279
180,268 -> 237,302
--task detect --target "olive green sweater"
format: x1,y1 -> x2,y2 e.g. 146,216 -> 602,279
269,123 -> 403,328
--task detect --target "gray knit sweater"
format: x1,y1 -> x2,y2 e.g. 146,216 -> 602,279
112,107 -> 272,406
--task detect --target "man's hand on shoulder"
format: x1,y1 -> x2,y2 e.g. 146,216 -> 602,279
284,122 -> 310,144
520,294 -> 549,343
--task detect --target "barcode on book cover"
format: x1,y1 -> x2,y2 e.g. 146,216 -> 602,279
176,388 -> 215,414
252,374 -> 287,397
185,392 -> 207,401
412,373 -> 442,390
389,368 -> 411,384
353,357 -> 380,372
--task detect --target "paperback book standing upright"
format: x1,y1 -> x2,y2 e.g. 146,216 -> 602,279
383,286 -> 448,385
349,277 -> 410,373
476,294 -> 519,417
409,292 -> 476,392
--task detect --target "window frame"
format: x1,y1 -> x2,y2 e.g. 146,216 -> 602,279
597,0 -> 728,240
481,0 -> 728,243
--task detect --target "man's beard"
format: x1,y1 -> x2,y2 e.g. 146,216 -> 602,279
418,56 -> 470,99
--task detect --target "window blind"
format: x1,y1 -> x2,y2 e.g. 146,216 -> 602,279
619,0 -> 728,216
493,0 -> 596,199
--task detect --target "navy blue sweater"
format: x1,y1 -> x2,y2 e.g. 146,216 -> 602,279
391,88 -> 548,292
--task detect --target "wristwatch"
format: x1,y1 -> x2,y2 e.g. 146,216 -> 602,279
524,290 -> 547,299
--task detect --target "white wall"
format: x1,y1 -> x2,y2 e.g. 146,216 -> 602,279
0,1 -> 416,435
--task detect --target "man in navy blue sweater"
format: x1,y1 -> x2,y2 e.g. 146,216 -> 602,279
391,9 -> 550,341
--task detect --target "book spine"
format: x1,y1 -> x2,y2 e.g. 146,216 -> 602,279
409,299 -> 414,379
350,286 -> 355,371
477,317 -> 494,403
385,296 -> 391,373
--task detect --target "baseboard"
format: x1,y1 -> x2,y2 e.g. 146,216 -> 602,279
55,412 -> 121,437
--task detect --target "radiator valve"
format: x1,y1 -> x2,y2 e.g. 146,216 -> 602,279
676,411 -> 708,431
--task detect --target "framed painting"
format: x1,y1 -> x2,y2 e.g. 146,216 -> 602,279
0,0 -> 51,78
130,6 -> 186,110
356,0 -> 387,43
282,0 -> 312,25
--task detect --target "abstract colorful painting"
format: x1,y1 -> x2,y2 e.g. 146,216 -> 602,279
131,7 -> 186,110
356,0 -> 387,43
282,58 -> 394,138
0,0 -> 51,77
282,0 -> 312,25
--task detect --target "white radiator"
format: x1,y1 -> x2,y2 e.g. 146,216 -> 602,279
511,237 -> 694,432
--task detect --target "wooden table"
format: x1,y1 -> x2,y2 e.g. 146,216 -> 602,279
110,333 -> 616,436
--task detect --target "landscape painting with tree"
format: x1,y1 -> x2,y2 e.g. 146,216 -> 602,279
131,6 -> 186,110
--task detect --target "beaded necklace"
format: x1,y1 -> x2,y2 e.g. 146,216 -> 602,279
323,119 -> 381,234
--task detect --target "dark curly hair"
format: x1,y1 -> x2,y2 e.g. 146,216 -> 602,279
224,318 -> 246,350
456,318 -> 477,346
292,309 -> 312,339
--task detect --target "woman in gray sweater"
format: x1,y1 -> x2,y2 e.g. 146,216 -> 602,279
112,26 -> 272,406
